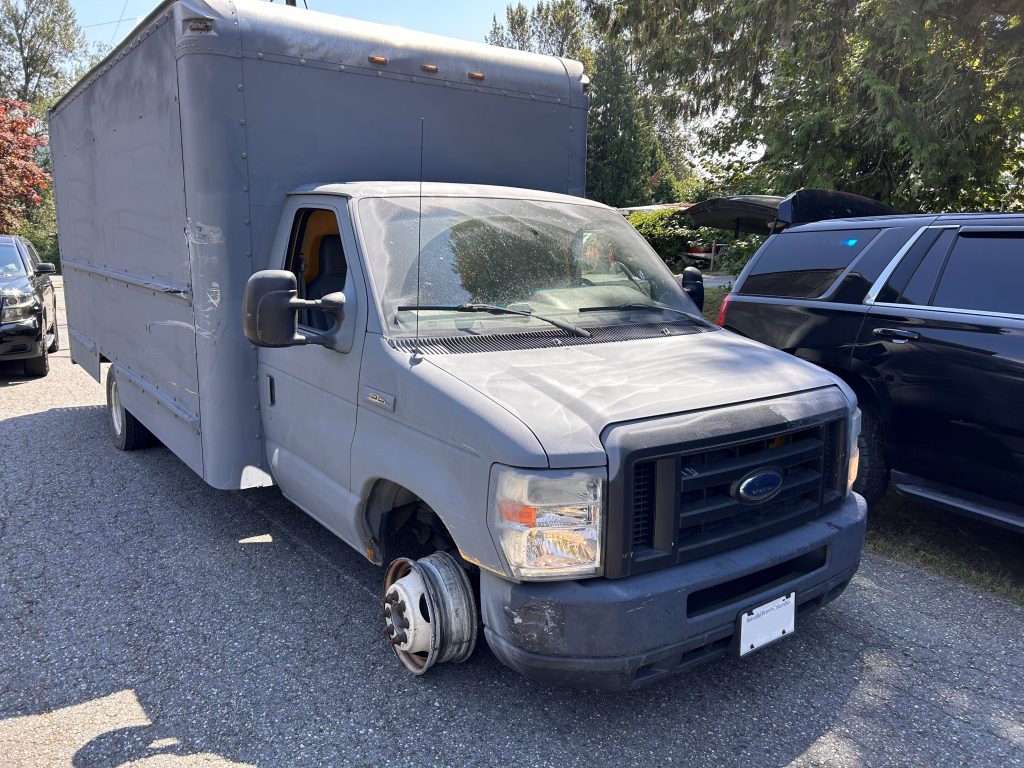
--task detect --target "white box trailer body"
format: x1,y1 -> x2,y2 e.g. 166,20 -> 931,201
49,0 -> 587,489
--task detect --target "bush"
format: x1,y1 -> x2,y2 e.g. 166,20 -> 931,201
714,235 -> 766,275
627,208 -> 691,269
627,207 -> 766,275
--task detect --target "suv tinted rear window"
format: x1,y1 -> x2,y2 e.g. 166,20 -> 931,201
740,229 -> 880,298
932,233 -> 1023,315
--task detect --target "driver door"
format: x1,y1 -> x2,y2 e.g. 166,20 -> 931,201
257,197 -> 368,549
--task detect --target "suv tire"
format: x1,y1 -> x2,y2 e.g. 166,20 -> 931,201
23,345 -> 49,377
854,407 -> 888,505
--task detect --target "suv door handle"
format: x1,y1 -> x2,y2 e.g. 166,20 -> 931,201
873,327 -> 920,342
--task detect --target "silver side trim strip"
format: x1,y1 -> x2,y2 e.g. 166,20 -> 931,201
862,226 -> 929,306
62,259 -> 192,303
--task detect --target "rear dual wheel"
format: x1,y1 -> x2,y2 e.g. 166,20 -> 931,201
382,551 -> 478,675
106,369 -> 155,450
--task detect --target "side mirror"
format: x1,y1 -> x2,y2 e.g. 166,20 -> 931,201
242,270 -> 346,350
34,263 -> 56,275
681,266 -> 704,311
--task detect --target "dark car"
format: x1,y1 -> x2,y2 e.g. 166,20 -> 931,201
0,234 -> 58,377
719,212 -> 1024,531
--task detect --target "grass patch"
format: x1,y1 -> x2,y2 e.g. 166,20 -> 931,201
866,491 -> 1024,605
702,286 -> 730,323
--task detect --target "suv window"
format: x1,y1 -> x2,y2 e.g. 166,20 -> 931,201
932,233 -> 1023,315
740,229 -> 880,299
898,229 -> 956,306
0,242 -> 27,277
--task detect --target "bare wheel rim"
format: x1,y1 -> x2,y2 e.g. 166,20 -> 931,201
110,377 -> 124,436
382,552 -> 478,675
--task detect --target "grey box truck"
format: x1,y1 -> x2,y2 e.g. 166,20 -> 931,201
49,0 -> 867,690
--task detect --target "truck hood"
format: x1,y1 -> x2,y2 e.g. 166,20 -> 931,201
423,328 -> 844,467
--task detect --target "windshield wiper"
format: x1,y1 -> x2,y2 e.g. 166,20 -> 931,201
396,303 -> 591,337
578,302 -> 702,322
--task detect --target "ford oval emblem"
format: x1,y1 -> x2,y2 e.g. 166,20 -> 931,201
733,468 -> 785,504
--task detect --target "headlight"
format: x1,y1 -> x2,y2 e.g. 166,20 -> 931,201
0,294 -> 35,322
847,408 -> 861,494
489,465 -> 604,580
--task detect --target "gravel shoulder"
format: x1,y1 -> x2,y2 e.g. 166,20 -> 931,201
1,281 -> 1022,768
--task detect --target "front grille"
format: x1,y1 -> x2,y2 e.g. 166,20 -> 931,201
626,418 -> 844,574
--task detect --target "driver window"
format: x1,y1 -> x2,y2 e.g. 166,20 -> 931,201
284,208 -> 346,330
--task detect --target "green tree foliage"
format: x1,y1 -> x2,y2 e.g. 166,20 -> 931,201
588,0 -> 1024,211
0,0 -> 86,105
487,1 -> 689,206
587,37 -> 662,206
626,208 -> 691,267
486,0 -> 594,68
450,217 -> 571,305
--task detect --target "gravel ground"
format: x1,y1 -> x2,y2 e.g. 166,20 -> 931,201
1,280 -> 1022,768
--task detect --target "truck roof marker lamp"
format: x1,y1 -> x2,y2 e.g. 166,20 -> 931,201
368,55 -> 388,65
420,64 -> 439,74
468,72 -> 485,81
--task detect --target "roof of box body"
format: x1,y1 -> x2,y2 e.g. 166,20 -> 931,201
291,182 -> 606,207
52,0 -> 586,115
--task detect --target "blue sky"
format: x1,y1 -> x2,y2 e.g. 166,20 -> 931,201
73,0 -> 511,49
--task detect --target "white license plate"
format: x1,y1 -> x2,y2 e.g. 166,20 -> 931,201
739,592 -> 795,656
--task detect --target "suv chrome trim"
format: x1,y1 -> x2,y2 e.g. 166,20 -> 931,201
867,302 -> 1024,323
862,226 -> 930,305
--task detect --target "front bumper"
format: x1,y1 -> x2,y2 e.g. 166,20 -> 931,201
0,318 -> 43,361
481,492 -> 866,690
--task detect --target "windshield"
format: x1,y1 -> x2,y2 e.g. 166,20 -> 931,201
359,196 -> 701,338
0,243 -> 27,278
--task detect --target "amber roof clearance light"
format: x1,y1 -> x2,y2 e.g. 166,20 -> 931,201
367,55 -> 388,65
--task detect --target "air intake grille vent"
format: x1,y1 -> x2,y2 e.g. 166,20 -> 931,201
387,320 -> 709,354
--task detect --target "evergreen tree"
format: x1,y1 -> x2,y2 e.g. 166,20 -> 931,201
588,0 -> 1024,211
585,37 -> 660,206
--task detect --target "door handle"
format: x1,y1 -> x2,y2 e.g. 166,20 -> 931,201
873,327 -> 920,342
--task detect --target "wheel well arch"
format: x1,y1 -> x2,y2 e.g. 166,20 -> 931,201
363,478 -> 457,565
817,364 -> 880,414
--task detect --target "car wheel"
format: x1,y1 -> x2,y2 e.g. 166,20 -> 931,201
47,316 -> 59,353
23,344 -> 49,377
106,369 -> 154,450
853,407 -> 888,505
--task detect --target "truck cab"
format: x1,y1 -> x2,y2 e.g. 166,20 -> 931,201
241,182 -> 867,689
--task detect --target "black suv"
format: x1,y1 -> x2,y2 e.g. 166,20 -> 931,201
0,235 -> 58,377
720,213 -> 1024,531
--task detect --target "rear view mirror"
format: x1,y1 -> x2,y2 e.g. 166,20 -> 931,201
34,263 -> 57,275
681,266 -> 704,311
242,270 -> 346,350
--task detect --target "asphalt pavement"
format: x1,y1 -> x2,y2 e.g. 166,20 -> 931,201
1,280 -> 1022,767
